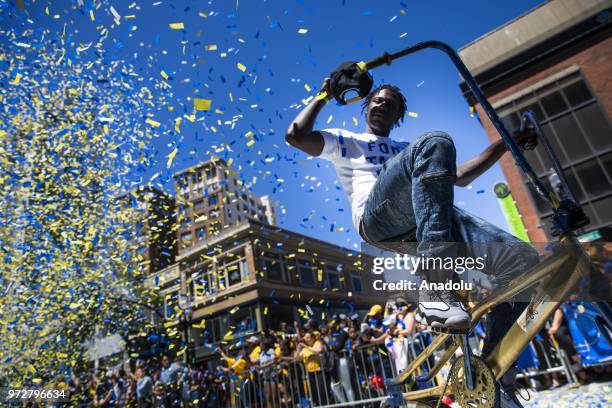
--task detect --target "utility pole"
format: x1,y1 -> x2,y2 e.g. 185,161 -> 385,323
178,293 -> 192,367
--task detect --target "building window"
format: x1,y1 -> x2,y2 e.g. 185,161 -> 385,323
208,222 -> 221,235
180,216 -> 191,228
194,200 -> 206,212
205,166 -> 217,179
227,265 -> 242,286
298,260 -> 315,287
196,227 -> 206,241
180,232 -> 192,247
192,265 -> 215,297
325,266 -> 343,290
260,253 -> 285,282
351,273 -> 364,293
164,292 -> 178,320
240,260 -> 250,281
497,71 -> 612,235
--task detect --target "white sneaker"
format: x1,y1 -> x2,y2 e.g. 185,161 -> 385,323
415,289 -> 470,332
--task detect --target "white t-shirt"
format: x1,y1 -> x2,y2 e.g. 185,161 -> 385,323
317,128 -> 409,229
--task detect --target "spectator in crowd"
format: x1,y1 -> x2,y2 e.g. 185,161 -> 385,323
548,306 -> 588,385
218,345 -> 250,408
363,304 -> 384,334
159,355 -> 186,406
246,335 -> 262,365
257,336 -> 279,408
151,371 -> 166,407
132,366 -> 152,407
278,321 -> 296,337
298,331 -> 326,406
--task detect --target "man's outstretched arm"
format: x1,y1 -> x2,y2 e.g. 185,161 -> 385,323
285,79 -> 331,157
456,128 -> 537,187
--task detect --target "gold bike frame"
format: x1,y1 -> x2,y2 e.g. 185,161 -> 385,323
395,233 -> 593,401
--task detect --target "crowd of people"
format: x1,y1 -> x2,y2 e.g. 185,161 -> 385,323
60,299 -> 609,407
51,301 -> 423,407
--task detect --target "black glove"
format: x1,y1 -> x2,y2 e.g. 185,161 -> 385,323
329,61 -> 373,105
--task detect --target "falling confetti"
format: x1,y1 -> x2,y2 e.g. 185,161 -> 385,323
193,98 -> 212,111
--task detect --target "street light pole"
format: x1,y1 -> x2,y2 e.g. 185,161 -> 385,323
178,293 -> 192,368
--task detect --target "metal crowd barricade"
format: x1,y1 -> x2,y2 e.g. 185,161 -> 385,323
226,329 -> 578,407
232,357 -> 331,408
515,335 -> 578,387
228,331 -> 441,408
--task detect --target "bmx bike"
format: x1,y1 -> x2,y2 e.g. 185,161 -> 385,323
332,41 -> 602,407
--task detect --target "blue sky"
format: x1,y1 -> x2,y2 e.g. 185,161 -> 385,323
3,0 -> 545,249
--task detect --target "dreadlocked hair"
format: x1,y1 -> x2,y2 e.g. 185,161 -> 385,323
361,84 -> 407,128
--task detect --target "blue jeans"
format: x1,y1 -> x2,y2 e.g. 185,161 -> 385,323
361,131 -> 539,357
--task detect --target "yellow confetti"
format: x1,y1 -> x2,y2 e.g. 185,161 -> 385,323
246,139 -> 255,147
167,147 -> 178,168
298,28 -> 308,34
304,84 -> 312,92
161,70 -> 169,80
89,10 -> 95,21
194,98 -> 212,111
205,44 -> 217,51
56,50 -> 65,65
169,22 -> 185,30
145,118 -> 160,127
352,117 -> 358,126
9,73 -> 22,85
237,62 -> 246,72
408,111 -> 419,118
175,117 -> 182,133
229,306 -> 240,314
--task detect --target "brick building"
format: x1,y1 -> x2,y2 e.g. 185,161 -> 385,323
139,159 -> 385,366
147,219 -> 385,366
116,185 -> 177,276
173,158 -> 277,252
459,0 -> 612,241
